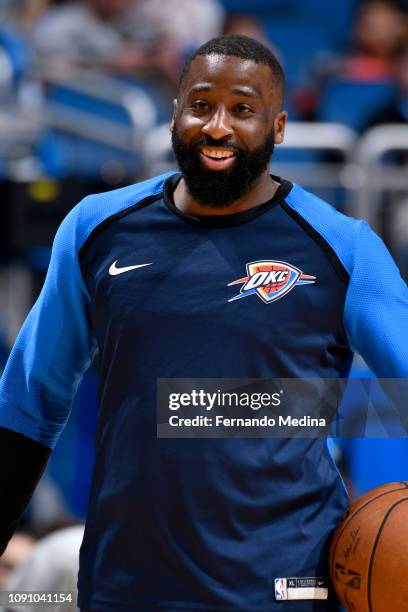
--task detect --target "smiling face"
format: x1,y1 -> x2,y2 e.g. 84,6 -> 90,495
171,54 -> 287,208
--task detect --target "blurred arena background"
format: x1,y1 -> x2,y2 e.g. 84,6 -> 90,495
0,0 -> 407,604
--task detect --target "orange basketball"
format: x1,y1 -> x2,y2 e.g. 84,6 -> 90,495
329,482 -> 408,611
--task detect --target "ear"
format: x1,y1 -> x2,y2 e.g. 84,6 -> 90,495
273,110 -> 288,145
170,99 -> 178,131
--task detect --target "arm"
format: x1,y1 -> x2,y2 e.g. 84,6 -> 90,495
344,220 -> 408,377
0,428 -> 50,555
0,204 -> 95,553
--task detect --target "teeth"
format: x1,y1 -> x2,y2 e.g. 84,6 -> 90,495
202,148 -> 235,159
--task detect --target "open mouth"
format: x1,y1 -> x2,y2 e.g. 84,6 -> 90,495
199,147 -> 237,170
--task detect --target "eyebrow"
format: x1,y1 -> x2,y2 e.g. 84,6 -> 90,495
231,86 -> 260,99
187,84 -> 261,98
188,84 -> 212,95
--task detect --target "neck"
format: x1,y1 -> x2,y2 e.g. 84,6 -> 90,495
173,171 -> 279,216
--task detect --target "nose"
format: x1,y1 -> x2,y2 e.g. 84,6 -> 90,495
201,106 -> 233,140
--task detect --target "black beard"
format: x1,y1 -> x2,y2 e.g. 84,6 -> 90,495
171,127 -> 275,208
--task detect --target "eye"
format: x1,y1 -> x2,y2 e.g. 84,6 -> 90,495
191,100 -> 210,112
235,104 -> 253,115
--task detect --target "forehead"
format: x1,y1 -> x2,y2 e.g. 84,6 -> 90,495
180,54 -> 276,101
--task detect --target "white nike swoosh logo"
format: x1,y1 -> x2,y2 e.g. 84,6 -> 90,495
109,261 -> 152,276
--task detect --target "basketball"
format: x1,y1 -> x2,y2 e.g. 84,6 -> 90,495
329,482 -> 408,611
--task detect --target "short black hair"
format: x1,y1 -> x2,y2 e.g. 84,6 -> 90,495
178,34 -> 285,102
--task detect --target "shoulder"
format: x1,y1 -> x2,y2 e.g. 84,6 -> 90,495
61,172 -> 176,253
283,183 -> 365,276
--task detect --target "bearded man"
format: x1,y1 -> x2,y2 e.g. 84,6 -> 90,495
0,35 -> 407,612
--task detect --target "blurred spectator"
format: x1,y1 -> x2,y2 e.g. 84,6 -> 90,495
366,42 -> 408,128
324,0 -> 407,83
136,0 -> 224,55
295,0 -> 408,122
223,14 -> 272,48
341,0 -> 407,82
31,0 -> 223,86
32,0 -> 170,79
15,1 -> 51,32
28,474 -> 76,537
0,531 -> 35,590
0,1 -> 16,23
5,525 -> 84,612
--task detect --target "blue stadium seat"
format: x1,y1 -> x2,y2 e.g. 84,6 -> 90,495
297,0 -> 358,49
264,21 -> 334,88
219,0 -> 353,87
39,77 -> 164,179
219,0 -> 298,18
220,0 -> 357,48
0,24 -> 31,84
37,130 -> 141,179
318,81 -> 396,132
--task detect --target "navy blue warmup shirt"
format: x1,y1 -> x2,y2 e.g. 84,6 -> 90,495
0,173 -> 407,611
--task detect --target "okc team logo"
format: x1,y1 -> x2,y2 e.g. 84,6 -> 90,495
228,260 -> 316,304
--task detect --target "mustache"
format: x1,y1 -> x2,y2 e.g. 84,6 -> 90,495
191,137 -> 242,154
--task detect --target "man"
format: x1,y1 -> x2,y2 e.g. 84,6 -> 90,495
0,35 -> 407,611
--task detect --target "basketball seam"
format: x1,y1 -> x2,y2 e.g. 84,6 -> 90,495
330,485 -> 408,584
367,498 -> 408,612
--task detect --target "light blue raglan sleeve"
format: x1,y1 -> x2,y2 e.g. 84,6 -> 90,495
344,220 -> 408,377
0,201 -> 96,449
